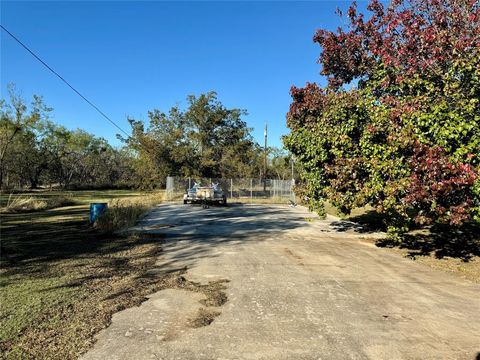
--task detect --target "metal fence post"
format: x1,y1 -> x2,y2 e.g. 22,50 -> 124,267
230,178 -> 233,199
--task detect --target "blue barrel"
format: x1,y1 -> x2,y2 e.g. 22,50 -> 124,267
90,203 -> 108,223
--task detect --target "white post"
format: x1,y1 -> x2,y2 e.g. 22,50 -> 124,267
230,178 -> 233,198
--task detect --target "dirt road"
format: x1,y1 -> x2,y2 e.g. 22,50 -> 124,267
82,204 -> 480,360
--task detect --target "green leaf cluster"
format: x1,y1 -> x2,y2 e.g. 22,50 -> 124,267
285,52 -> 480,239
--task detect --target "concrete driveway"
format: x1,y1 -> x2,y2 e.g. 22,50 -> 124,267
82,204 -> 480,360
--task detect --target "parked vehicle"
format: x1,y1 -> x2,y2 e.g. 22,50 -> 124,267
183,182 -> 227,205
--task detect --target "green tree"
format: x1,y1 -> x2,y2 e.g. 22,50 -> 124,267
0,85 -> 52,189
285,0 -> 480,239
269,147 -> 297,180
124,91 -> 259,187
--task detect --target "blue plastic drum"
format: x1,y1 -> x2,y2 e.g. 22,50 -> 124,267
89,203 -> 108,223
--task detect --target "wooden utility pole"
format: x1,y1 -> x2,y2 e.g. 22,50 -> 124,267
291,155 -> 294,180
263,123 -> 267,192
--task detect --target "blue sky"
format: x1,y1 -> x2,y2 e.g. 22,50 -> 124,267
1,1 -> 358,148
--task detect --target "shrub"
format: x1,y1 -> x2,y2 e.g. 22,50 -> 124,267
285,0 -> 480,241
401,143 -> 480,227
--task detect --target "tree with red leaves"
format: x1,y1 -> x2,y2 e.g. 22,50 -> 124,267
284,0 -> 480,240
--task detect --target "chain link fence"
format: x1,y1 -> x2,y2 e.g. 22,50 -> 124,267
165,176 -> 295,203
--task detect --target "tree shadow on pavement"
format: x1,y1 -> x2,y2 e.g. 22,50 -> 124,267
376,223 -> 480,262
329,210 -> 480,262
329,210 -> 387,234
0,203 -> 308,279
130,203 -> 310,274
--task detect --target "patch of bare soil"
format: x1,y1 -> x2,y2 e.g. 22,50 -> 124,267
172,276 -> 229,307
169,276 -> 229,329
188,308 -> 222,328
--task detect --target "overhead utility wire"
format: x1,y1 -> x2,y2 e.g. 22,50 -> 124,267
1,24 -> 132,139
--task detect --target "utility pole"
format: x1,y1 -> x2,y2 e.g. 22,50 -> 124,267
263,123 -> 268,192
290,153 -> 296,204
291,154 -> 294,180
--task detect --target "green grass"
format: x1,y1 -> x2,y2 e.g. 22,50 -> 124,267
0,189 -> 167,359
0,274 -> 82,349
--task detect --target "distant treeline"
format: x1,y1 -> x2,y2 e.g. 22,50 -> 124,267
0,87 -> 295,191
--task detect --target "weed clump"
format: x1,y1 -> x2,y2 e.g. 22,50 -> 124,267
94,192 -> 165,233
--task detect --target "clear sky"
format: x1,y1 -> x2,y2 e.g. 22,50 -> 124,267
1,1 -> 357,148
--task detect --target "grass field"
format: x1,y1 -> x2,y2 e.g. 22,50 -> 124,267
0,189 -> 172,359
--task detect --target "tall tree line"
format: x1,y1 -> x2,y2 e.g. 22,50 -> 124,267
0,85 -> 136,190
1,87 -> 291,190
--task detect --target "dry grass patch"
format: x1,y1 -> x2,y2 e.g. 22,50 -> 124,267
94,191 -> 165,233
181,277 -> 229,328
1,194 -> 76,213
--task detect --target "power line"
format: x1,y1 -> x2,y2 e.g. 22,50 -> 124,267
1,24 -> 131,138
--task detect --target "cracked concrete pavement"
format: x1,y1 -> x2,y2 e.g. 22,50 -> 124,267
82,203 -> 480,360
